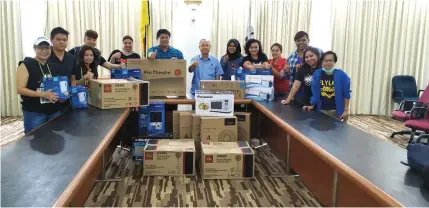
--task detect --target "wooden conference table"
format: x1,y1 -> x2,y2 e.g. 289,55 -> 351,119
1,97 -> 428,207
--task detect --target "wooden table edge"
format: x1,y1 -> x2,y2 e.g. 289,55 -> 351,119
52,108 -> 131,207
251,100 -> 404,207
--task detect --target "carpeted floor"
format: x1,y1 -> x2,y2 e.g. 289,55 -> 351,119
0,114 -> 413,207
0,117 -> 24,147
84,147 -> 321,207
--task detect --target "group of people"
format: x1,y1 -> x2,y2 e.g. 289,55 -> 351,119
16,27 -> 351,134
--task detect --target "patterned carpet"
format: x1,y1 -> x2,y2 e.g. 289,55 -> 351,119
0,114 -> 412,207
85,147 -> 321,207
0,117 -> 24,147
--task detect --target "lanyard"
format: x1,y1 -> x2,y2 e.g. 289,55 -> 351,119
39,63 -> 52,78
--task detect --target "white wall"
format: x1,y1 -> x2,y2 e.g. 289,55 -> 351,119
172,1 -> 213,94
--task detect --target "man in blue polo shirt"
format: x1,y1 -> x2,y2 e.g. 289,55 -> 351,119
189,39 -> 223,94
147,29 -> 184,60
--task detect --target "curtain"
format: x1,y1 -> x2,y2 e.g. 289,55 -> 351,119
45,0 -> 142,77
331,0 -> 429,115
1,0 -> 23,116
210,0 -> 251,58
251,0 -> 312,58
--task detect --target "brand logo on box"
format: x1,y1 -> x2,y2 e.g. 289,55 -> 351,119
104,84 -> 112,93
145,152 -> 153,160
115,84 -> 125,87
205,155 -> 213,163
175,69 -> 182,76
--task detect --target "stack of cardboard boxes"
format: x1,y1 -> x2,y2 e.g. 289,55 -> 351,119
169,90 -> 254,179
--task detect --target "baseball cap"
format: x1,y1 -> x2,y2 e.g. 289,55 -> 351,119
33,36 -> 51,46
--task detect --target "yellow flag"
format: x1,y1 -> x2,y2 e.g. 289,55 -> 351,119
140,0 -> 151,57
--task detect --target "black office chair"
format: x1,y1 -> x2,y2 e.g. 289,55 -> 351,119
392,75 -> 421,104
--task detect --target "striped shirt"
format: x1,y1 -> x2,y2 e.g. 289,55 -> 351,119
287,47 -> 323,89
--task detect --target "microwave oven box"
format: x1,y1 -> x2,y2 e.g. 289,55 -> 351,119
245,75 -> 274,88
195,90 -> 234,117
200,80 -> 245,99
200,116 -> 237,142
88,78 -> 149,109
234,112 -> 251,142
201,141 -> 255,179
143,139 -> 195,176
179,112 -> 193,139
127,59 -> 187,97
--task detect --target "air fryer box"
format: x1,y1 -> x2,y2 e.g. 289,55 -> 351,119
179,112 -> 193,139
234,112 -> 251,143
245,75 -> 274,88
201,141 -> 255,179
138,101 -> 165,136
200,116 -> 237,142
195,90 -> 234,117
200,80 -> 245,99
88,78 -> 150,109
143,139 -> 195,176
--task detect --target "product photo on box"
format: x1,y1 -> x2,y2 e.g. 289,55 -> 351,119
195,90 -> 234,117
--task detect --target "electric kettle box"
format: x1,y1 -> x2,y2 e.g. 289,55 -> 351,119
200,116 -> 237,142
88,78 -> 150,109
179,112 -> 193,139
138,101 -> 165,137
234,112 -> 251,143
245,87 -> 274,102
143,139 -> 195,176
200,80 -> 245,99
127,59 -> 187,97
201,141 -> 255,179
245,75 -> 274,88
195,90 -> 234,117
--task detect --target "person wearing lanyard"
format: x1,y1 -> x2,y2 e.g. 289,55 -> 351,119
72,45 -> 97,86
16,37 -> 61,134
220,39 -> 243,80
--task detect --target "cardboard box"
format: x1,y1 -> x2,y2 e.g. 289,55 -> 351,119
179,112 -> 193,139
200,80 -> 245,99
245,87 -> 274,101
200,116 -> 237,142
111,69 -> 142,80
143,139 -> 195,176
173,111 -> 180,138
201,141 -> 255,179
195,90 -> 234,117
192,114 -> 202,142
127,59 -> 187,97
234,112 -> 251,142
138,101 -> 165,137
88,78 -> 149,109
132,137 -> 148,161
245,75 -> 274,88
71,86 -> 88,109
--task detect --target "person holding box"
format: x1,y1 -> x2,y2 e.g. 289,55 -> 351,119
147,29 -> 184,60
16,37 -> 61,134
241,39 -> 271,71
189,39 -> 224,94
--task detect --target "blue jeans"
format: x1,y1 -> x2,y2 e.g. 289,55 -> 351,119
23,111 -> 62,134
